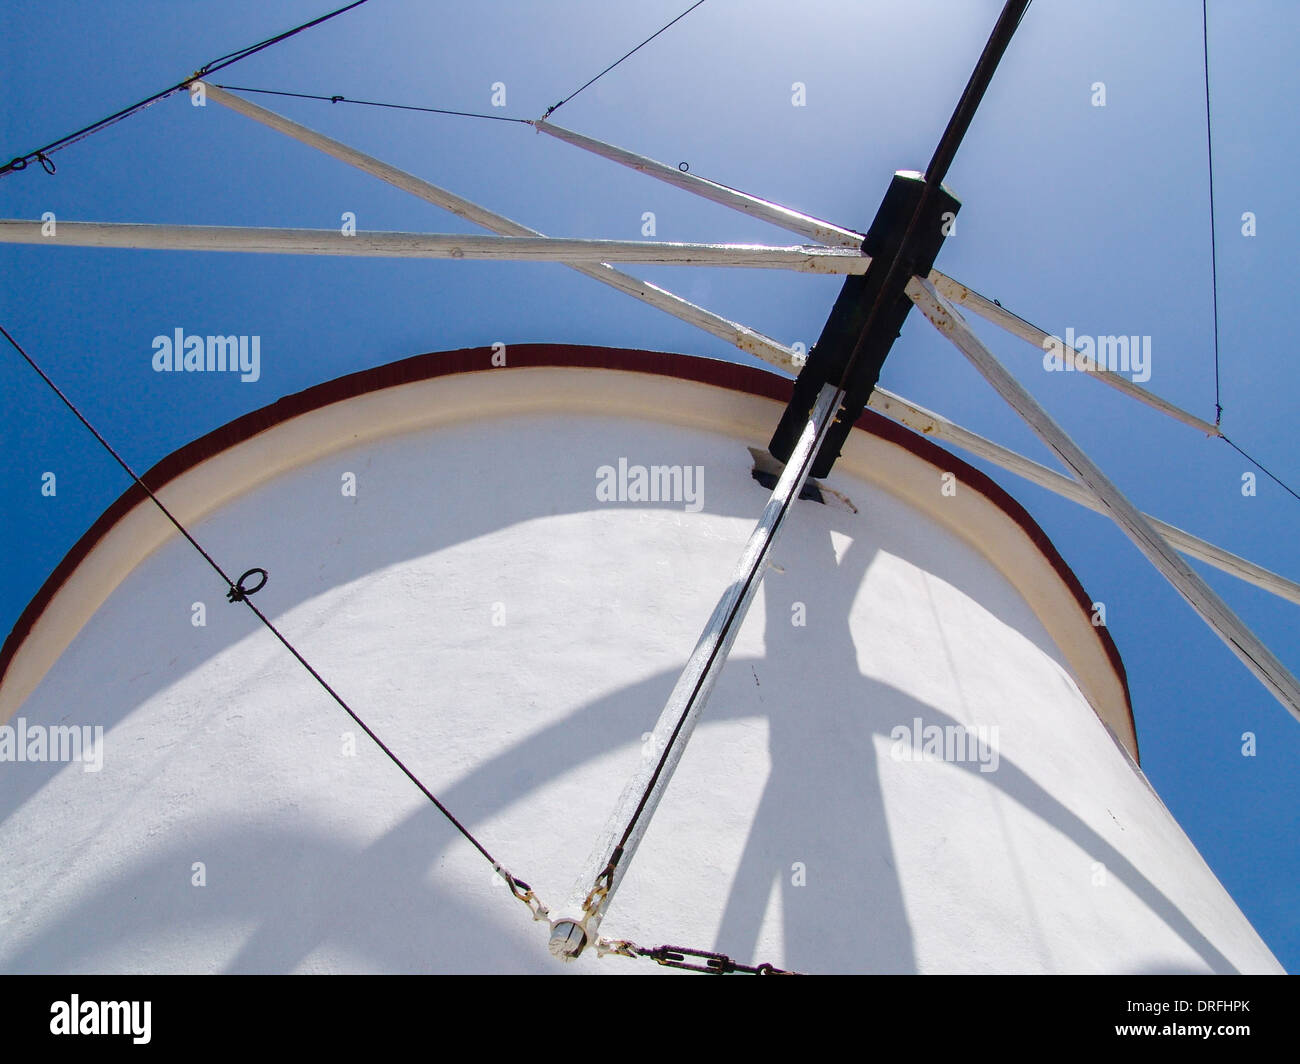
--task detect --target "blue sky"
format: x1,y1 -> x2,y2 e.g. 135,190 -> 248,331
1,0 -> 1296,970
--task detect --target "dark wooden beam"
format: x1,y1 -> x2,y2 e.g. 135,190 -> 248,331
768,0 -> 1031,479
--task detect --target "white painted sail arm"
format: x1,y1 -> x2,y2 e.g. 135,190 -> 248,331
548,382 -> 844,958
0,219 -> 869,272
198,82 -> 804,373
202,82 -> 544,236
533,119 -> 866,249
866,388 -> 1300,607
928,269 -> 1222,438
584,268 -> 803,371
907,275 -> 1300,724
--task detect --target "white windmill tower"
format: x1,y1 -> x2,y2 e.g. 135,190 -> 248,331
0,1 -> 1291,974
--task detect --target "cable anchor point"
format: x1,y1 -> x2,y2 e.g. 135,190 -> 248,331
594,938 -> 800,975
547,865 -> 613,960
642,944 -> 798,975
496,865 -> 550,922
226,567 -> 268,603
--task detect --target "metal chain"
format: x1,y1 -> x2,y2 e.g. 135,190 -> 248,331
595,937 -> 799,975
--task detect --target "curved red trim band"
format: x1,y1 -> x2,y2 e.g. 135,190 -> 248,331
0,343 -> 1134,756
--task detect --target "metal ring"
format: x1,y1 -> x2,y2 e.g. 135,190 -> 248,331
678,161 -> 689,172
227,567 -> 268,602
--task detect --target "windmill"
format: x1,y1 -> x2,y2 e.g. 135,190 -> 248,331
0,1 -> 1293,973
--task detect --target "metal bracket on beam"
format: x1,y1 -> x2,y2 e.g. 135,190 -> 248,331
769,171 -> 960,478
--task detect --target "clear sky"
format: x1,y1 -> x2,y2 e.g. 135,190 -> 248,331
1,0 -> 1296,971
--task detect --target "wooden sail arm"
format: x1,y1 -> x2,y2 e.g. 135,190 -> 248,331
908,275 -> 1300,725
0,219 -> 871,273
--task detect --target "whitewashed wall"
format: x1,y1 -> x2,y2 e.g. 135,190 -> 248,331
0,365 -> 1280,974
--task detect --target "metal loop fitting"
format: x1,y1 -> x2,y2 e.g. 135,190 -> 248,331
594,937 -> 638,959
226,567 -> 268,603
498,866 -> 550,922
580,866 -> 613,917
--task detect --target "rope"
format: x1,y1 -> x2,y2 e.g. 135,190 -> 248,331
213,85 -> 533,124
1202,0 -> 1223,426
1221,435 -> 1300,503
540,0 -> 708,119
3,0 -> 707,170
0,0 -> 372,178
1197,11 -> 1298,504
0,321 -> 548,923
198,0 -> 370,72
